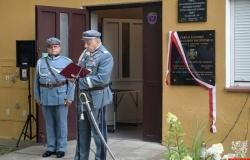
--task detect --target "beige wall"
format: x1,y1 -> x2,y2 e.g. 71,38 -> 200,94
0,0 -> 147,139
0,0 -> 90,139
0,0 -> 249,154
162,0 -> 249,153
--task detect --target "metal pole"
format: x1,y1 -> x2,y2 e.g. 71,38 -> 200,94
16,67 -> 36,147
65,68 -> 83,160
76,80 -> 81,160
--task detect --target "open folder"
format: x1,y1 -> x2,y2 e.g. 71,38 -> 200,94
59,63 -> 90,78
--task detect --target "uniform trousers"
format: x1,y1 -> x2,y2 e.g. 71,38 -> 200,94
99,106 -> 107,159
42,105 -> 68,152
74,106 -> 107,160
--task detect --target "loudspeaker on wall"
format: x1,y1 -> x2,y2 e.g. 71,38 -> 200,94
16,40 -> 36,67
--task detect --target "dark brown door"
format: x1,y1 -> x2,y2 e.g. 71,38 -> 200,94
143,3 -> 162,142
35,5 -> 89,142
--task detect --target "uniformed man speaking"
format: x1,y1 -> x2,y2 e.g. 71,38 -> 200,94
68,30 -> 114,160
34,37 -> 75,158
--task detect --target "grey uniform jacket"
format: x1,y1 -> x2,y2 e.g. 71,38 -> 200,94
78,44 -> 113,111
34,55 -> 75,106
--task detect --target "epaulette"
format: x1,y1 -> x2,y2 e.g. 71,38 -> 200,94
99,50 -> 109,54
37,59 -> 42,63
61,56 -> 73,62
38,57 -> 45,62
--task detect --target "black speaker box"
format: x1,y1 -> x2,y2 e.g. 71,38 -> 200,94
16,40 -> 36,67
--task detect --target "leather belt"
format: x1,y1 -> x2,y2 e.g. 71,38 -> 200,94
40,81 -> 66,89
81,84 -> 109,91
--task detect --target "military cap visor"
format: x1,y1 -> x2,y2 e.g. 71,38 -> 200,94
81,30 -> 101,40
46,37 -> 61,46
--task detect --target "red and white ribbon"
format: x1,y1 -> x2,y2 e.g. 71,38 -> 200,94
166,31 -> 217,133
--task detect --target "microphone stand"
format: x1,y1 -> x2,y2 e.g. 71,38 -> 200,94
65,66 -> 83,160
65,52 -> 89,160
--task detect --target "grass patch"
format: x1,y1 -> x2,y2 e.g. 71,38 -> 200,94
0,147 -> 16,155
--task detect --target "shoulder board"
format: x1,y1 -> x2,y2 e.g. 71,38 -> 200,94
99,50 -> 109,54
39,57 -> 45,62
61,56 -> 73,62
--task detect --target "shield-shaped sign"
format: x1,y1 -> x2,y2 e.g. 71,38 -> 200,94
147,12 -> 157,24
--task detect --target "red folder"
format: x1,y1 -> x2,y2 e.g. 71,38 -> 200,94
59,63 -> 90,78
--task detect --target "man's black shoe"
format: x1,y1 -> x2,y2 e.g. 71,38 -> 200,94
57,151 -> 65,158
42,151 -> 56,157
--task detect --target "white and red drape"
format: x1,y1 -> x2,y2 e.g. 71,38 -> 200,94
166,31 -> 217,133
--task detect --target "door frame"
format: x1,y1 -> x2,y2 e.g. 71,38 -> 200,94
86,2 -> 163,142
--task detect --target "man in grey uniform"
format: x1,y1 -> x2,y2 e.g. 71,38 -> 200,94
34,37 -> 75,158
68,30 -> 113,160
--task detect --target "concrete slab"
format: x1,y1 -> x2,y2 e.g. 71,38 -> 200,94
0,138 -> 166,160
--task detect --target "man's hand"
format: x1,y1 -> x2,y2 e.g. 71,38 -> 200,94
35,99 -> 42,107
65,100 -> 73,107
67,74 -> 76,83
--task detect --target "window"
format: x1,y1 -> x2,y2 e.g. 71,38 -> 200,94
60,13 -> 69,57
102,18 -> 143,81
228,0 -> 250,87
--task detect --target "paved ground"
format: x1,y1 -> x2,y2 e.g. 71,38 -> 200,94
0,124 -> 166,159
0,138 -> 39,155
0,138 -> 166,160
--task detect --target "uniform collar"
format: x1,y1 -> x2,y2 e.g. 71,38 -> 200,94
48,54 -> 60,60
90,43 -> 102,56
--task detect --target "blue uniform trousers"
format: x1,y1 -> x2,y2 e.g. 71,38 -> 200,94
74,106 -> 107,160
42,105 -> 68,152
99,106 -> 107,159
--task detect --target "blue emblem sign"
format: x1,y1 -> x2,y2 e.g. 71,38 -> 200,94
147,12 -> 157,24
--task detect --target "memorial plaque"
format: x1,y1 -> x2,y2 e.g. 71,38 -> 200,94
178,0 -> 207,22
171,30 -> 215,85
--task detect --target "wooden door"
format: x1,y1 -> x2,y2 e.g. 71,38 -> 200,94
35,5 -> 89,142
143,3 -> 162,142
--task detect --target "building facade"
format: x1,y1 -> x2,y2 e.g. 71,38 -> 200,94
0,0 -> 249,153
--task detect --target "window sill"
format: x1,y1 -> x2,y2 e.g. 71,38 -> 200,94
225,87 -> 250,92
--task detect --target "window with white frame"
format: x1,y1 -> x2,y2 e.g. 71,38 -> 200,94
230,0 -> 250,87
102,18 -> 143,81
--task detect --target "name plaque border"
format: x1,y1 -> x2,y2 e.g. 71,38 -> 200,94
170,30 -> 215,86
178,0 -> 207,23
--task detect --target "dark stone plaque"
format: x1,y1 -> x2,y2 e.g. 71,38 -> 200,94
171,30 -> 215,85
178,0 -> 207,22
